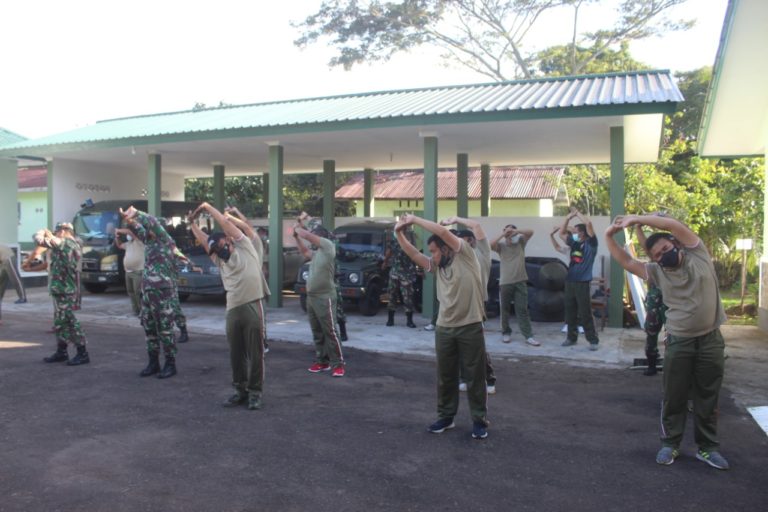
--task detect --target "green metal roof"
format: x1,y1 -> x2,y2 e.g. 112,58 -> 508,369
0,70 -> 681,155
0,127 -> 26,147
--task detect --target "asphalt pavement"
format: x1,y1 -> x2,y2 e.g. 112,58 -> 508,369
1,287 -> 767,512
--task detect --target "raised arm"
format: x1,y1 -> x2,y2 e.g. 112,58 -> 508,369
618,214 -> 699,248
572,208 -> 595,238
440,216 -> 487,241
394,220 -> 431,270
224,211 -> 256,241
550,226 -> 566,253
192,202 -> 242,241
405,214 -> 461,253
559,210 -> 576,241
605,221 -> 647,279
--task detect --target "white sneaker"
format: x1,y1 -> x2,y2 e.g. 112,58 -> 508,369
526,337 -> 541,347
501,334 -> 512,343
486,384 -> 496,395
458,382 -> 467,391
424,323 -> 435,331
578,326 -> 585,333
560,324 -> 567,333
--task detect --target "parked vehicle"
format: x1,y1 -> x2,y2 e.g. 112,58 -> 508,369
176,226 -> 304,301
73,200 -> 197,293
294,220 -> 503,317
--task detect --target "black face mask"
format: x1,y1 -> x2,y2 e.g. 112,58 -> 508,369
438,249 -> 453,269
658,246 -> 680,268
216,245 -> 231,262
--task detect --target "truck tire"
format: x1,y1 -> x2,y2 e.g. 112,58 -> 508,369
359,283 -> 381,316
527,287 -> 565,322
83,283 -> 108,294
538,261 -> 568,291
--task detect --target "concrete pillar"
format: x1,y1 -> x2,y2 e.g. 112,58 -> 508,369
323,160 -> 335,230
46,159 -> 54,229
422,134 -> 438,321
147,153 -> 162,217
262,172 -> 269,217
267,144 -> 284,308
456,153 -> 469,220
480,163 -> 490,217
363,168 -> 374,217
0,158 -> 17,244
608,127 -> 625,328
213,164 -> 225,212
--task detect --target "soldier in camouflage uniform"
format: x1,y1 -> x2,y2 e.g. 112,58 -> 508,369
38,222 -> 90,366
636,224 -> 668,376
384,230 -> 418,328
121,206 -> 179,379
169,246 -> 190,343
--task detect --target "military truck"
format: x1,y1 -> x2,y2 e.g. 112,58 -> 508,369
72,200 -> 196,293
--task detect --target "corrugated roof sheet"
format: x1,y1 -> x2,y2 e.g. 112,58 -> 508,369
0,70 -> 682,151
335,167 -> 564,200
17,166 -> 47,189
0,127 -> 26,147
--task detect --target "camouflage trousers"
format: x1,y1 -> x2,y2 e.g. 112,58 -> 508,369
334,279 -> 346,323
644,285 -> 668,359
140,286 -> 177,357
387,275 -> 415,312
52,293 -> 86,347
170,285 -> 187,330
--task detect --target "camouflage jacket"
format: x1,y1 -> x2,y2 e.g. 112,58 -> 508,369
129,211 -> 177,289
388,243 -> 417,281
42,237 -> 81,295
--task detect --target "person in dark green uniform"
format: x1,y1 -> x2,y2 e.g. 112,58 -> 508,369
606,214 -> 729,470
293,213 -> 345,378
37,222 -> 89,366
384,229 -> 418,328
120,206 -> 179,379
395,213 -> 489,440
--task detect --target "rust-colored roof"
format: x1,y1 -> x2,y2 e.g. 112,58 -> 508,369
18,166 -> 47,190
335,167 -> 564,200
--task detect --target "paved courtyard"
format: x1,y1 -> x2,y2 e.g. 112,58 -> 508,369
1,287 -> 767,511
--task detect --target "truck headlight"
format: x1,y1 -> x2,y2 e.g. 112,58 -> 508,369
301,270 -> 310,282
100,254 -> 118,272
349,272 -> 360,284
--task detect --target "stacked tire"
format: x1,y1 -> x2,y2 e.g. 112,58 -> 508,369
525,257 -> 568,322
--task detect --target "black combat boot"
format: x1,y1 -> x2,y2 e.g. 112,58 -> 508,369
338,320 -> 348,342
386,310 -> 395,326
643,354 -> 658,376
66,345 -> 90,366
157,356 -> 177,379
140,351 -> 161,377
177,326 -> 189,343
406,312 -> 416,328
44,342 -> 69,363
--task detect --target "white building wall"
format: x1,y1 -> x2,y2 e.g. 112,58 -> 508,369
50,159 -> 185,224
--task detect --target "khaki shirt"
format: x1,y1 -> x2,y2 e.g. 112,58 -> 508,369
497,236 -> 528,285
474,238 -> 491,302
307,237 -> 336,299
434,240 -> 486,328
646,241 -> 726,337
215,235 -> 268,311
122,238 -> 145,272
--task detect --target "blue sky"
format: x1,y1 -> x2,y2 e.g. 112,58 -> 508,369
0,0 -> 728,139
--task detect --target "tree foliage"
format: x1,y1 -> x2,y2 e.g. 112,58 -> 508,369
185,174 -> 356,218
294,0 -> 693,80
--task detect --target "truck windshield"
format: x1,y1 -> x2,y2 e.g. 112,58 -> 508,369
337,231 -> 385,256
73,211 -> 120,241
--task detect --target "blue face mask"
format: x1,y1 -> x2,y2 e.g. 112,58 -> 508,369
572,233 -> 580,242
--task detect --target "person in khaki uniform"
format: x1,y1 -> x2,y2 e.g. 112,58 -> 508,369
115,225 -> 145,316
605,214 -> 729,470
491,224 -> 540,346
293,213 -> 345,378
189,202 -> 269,410
395,213 -> 489,440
